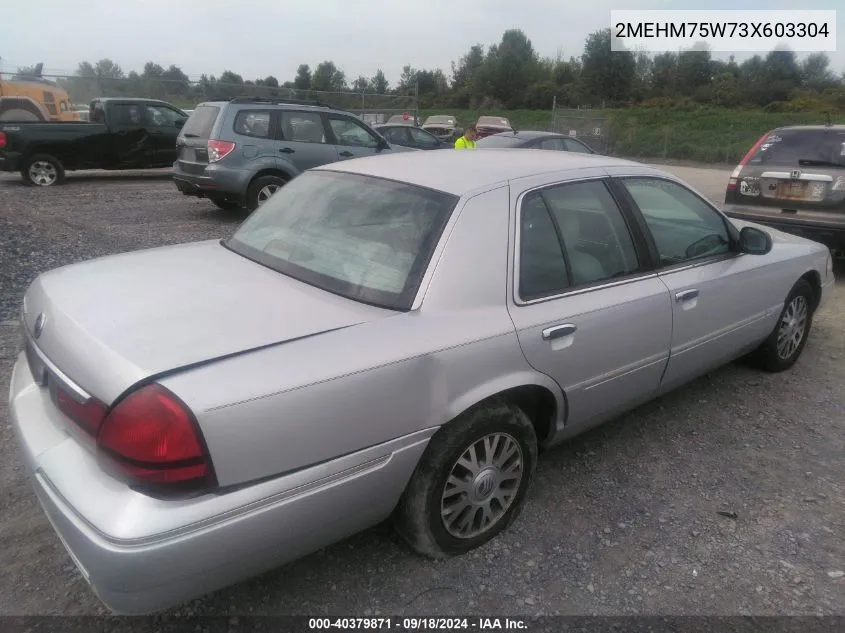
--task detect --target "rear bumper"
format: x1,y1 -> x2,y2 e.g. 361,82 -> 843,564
723,203 -> 845,250
9,350 -> 432,615
172,162 -> 252,201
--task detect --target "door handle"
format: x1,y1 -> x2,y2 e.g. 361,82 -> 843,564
542,323 -> 577,341
278,147 -> 295,154
339,151 -> 354,157
675,289 -> 699,302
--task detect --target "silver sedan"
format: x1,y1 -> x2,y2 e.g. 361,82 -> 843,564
9,149 -> 835,614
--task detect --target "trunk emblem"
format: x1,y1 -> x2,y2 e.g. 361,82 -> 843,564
33,313 -> 47,339
790,170 -> 801,179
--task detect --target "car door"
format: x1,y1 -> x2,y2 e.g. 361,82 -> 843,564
106,102 -> 154,167
506,173 -> 673,432
612,175 -> 783,395
144,104 -> 188,165
326,114 -> 384,160
276,110 -> 339,171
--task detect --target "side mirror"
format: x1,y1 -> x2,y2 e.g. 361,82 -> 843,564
738,226 -> 772,255
175,119 -> 185,128
377,136 -> 389,151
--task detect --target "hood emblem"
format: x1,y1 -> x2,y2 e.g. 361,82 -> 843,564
33,313 -> 47,339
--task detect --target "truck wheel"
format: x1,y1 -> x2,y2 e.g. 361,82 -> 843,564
393,399 -> 538,558
22,154 -> 65,187
246,174 -> 287,211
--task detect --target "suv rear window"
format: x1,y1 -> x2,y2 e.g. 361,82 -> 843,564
748,129 -> 845,167
181,105 -> 220,139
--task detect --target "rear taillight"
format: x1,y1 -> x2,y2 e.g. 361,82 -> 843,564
96,384 -> 215,489
727,130 -> 773,191
0,132 -> 6,149
207,139 -> 235,163
56,387 -> 108,437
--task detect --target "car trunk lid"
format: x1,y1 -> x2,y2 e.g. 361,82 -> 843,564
175,105 -> 220,174
21,239 -> 395,406
732,128 -> 845,212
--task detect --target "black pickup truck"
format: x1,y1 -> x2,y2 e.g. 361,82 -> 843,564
0,97 -> 188,186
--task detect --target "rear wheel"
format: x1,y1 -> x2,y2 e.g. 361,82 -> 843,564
747,278 -> 815,372
246,174 -> 287,211
22,154 -> 65,187
394,399 -> 538,558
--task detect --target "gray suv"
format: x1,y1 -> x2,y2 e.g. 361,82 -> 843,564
172,97 -> 414,211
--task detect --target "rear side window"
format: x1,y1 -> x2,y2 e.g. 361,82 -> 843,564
280,111 -> 328,144
181,105 -> 220,139
233,110 -> 272,138
749,129 -> 845,167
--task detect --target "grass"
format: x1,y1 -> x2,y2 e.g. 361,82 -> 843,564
418,107 -> 843,165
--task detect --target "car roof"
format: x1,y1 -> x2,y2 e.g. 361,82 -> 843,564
198,100 -> 341,114
488,130 -> 565,140
771,125 -> 845,132
317,148 -> 642,196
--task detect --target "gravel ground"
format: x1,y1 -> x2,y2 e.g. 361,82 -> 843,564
0,165 -> 843,617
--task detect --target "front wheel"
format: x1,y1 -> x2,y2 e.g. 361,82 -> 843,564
22,154 -> 65,187
394,399 -> 538,558
747,278 -> 815,372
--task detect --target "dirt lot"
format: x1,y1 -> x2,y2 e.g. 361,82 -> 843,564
0,165 -> 843,617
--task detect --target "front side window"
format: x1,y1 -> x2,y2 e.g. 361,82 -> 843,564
538,138 -> 566,151
328,116 -> 380,148
147,105 -> 183,127
227,171 -> 458,310
408,127 -> 439,148
621,178 -> 731,265
380,127 -> 409,146
563,138 -> 593,153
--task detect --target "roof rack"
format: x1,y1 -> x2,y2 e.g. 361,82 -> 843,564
227,96 -> 333,108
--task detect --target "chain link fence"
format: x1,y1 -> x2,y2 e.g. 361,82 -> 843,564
549,107 -> 748,164
25,73 -> 418,123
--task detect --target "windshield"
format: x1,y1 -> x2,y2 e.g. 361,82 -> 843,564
424,115 -> 455,126
476,134 -> 523,148
748,129 -> 845,167
477,116 -> 511,128
226,171 -> 459,310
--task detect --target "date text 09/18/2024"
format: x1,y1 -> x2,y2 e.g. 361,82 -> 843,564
307,618 -> 529,630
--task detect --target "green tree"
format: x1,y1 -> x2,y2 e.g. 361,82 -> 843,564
294,64 -> 312,90
311,61 -> 346,92
369,69 -> 389,94
580,28 -> 635,104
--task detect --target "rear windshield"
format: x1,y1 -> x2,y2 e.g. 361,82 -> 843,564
476,134 -> 523,148
748,129 -> 845,167
226,170 -> 459,311
181,105 -> 220,138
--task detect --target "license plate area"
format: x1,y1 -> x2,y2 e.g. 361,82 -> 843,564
774,179 -> 828,202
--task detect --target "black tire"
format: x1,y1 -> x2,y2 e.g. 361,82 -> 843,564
245,174 -> 287,212
210,198 -> 243,211
746,278 -> 815,372
394,399 -> 538,559
21,154 -> 65,187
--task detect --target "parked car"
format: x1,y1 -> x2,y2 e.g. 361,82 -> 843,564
172,97 -> 416,212
0,97 -> 188,186
10,150 -> 833,615
476,130 -> 596,153
374,123 -> 451,150
384,113 -> 420,126
475,115 -> 513,138
421,114 -> 462,144
723,125 -> 845,256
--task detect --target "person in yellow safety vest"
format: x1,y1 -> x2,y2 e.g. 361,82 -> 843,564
454,126 -> 478,149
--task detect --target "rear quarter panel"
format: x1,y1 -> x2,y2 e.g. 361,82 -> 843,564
159,185 -> 562,488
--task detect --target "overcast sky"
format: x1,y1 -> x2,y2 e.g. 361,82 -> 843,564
2,0 -> 843,85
